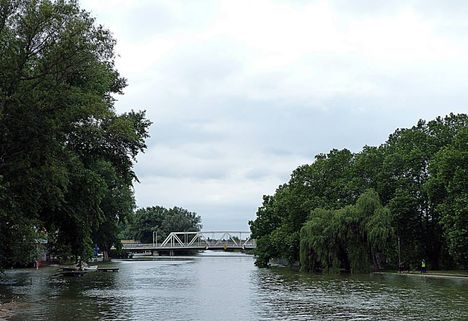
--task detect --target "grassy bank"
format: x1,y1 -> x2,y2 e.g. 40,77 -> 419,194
375,271 -> 468,280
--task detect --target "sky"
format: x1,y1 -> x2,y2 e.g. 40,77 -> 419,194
81,0 -> 467,231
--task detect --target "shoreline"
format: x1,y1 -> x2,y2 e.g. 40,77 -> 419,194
375,271 -> 468,280
0,301 -> 19,321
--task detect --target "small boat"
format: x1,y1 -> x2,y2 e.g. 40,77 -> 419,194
59,270 -> 89,277
60,266 -> 96,271
58,262 -> 98,276
97,267 -> 119,272
83,265 -> 98,271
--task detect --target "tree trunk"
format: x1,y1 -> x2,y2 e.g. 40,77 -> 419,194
103,250 -> 110,262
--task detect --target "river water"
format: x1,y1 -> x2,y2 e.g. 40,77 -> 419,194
1,252 -> 467,321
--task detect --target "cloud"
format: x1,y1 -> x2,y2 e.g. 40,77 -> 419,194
81,0 -> 468,230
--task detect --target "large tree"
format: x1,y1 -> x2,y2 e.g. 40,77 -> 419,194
0,0 -> 150,268
426,127 -> 468,267
250,149 -> 356,266
250,114 -> 467,271
300,190 -> 394,273
125,206 -> 202,244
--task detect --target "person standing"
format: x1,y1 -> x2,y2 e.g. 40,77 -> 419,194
421,259 -> 427,273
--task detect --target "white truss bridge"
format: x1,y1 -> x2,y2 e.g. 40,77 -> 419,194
122,231 -> 255,253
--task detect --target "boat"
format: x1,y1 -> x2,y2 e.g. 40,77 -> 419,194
60,265 -> 97,272
97,267 -> 119,272
59,270 -> 89,277
58,262 -> 98,276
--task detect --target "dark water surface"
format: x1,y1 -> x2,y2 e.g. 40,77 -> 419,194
1,252 -> 467,321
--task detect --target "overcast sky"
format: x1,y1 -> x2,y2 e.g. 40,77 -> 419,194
81,0 -> 467,231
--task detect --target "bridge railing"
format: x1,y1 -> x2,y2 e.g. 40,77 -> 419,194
122,231 -> 256,250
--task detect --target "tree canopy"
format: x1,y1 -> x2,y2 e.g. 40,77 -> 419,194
0,0 -> 151,268
250,114 -> 468,271
121,206 -> 202,244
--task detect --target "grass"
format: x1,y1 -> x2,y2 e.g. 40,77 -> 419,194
375,270 -> 468,280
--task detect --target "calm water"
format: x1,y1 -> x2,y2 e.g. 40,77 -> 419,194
1,252 -> 467,321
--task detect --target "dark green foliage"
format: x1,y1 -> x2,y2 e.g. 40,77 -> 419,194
300,190 -> 394,273
91,160 -> 136,260
250,149 -> 356,266
426,127 -> 468,266
122,206 -> 202,244
0,0 -> 151,269
250,114 -> 468,271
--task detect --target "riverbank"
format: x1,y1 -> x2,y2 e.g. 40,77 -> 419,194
0,301 -> 20,321
375,271 -> 468,280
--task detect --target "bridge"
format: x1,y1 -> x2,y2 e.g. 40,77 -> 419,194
121,231 -> 256,254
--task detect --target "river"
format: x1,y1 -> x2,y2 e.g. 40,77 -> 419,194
1,251 -> 467,321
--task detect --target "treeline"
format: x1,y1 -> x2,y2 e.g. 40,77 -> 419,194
249,114 -> 467,272
120,206 -> 202,244
0,1 -> 151,268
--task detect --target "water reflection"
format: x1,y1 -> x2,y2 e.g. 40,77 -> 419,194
1,253 -> 467,321
252,268 -> 468,321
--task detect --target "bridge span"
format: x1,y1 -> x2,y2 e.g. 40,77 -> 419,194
122,231 -> 256,253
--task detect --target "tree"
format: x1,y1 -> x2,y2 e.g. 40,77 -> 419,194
126,206 -> 202,244
300,190 -> 394,273
91,160 -> 135,261
250,149 -> 356,266
162,207 -> 202,236
131,206 -> 168,244
427,127 -> 468,267
0,0 -> 151,268
381,114 -> 467,268
251,114 -> 467,271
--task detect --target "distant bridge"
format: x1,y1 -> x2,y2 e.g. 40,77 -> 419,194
121,231 -> 256,254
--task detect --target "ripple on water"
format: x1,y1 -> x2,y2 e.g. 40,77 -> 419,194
251,269 -> 468,321
1,259 -> 468,321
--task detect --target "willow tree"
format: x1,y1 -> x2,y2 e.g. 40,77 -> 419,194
300,190 -> 394,273
250,149 -> 356,267
300,207 -> 346,273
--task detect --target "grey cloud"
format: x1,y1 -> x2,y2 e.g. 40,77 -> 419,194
123,4 -> 174,39
109,1 -> 221,41
244,168 -> 276,180
165,201 -> 259,231
84,0 -> 468,230
148,121 -> 229,147
137,167 -> 228,180
161,40 -> 242,81
135,147 -> 230,180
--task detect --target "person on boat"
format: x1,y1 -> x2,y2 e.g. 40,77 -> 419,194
77,261 -> 88,271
